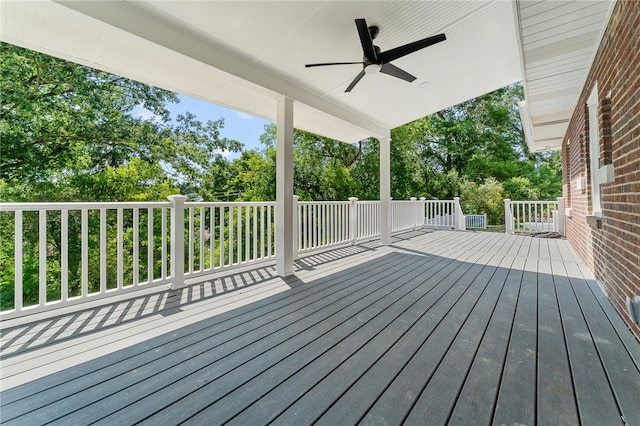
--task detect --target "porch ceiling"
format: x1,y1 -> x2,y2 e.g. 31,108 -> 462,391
0,1 -> 614,149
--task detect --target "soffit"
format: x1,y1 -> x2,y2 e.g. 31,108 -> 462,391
516,0 -> 616,152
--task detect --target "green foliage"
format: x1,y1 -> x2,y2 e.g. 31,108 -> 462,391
460,178 -> 506,225
0,42 -> 241,202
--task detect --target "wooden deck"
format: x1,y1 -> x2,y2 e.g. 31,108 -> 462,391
1,229 -> 639,425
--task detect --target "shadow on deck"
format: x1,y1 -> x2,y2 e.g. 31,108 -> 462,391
1,230 -> 639,425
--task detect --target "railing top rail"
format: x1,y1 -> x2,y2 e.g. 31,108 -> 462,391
509,200 -> 558,204
297,201 -> 350,205
184,201 -> 276,207
0,201 -> 172,211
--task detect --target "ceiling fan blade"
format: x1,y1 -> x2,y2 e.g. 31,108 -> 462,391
355,19 -> 378,62
305,62 -> 365,68
380,63 -> 416,82
345,70 -> 366,92
379,33 -> 446,63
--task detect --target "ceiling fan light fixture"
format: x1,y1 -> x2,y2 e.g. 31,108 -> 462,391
364,63 -> 381,74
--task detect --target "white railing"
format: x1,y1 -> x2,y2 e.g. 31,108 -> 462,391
297,200 -> 350,253
0,201 -> 173,318
465,214 -> 487,229
355,200 -> 381,241
1,195 -> 467,319
504,198 -> 565,235
183,200 -> 276,281
423,197 -> 465,230
392,198 -> 421,233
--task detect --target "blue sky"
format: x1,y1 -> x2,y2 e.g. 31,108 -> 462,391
135,94 -> 273,158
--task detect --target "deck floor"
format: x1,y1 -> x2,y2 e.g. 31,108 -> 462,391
1,230 -> 639,425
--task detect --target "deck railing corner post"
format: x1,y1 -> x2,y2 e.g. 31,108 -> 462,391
410,197 -> 418,229
348,197 -> 358,245
453,197 -> 465,231
419,197 -> 426,229
556,196 -> 565,235
504,199 -> 513,234
293,195 -> 300,259
168,194 -> 188,290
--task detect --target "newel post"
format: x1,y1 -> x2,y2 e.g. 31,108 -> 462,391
556,196 -> 565,236
454,197 -> 466,231
293,195 -> 300,259
168,194 -> 188,290
410,197 -> 418,230
348,197 -> 359,245
504,199 -> 513,234
418,197 -> 426,229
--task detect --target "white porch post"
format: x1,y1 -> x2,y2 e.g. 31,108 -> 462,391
276,96 -> 295,276
168,194 -> 188,290
380,136 -> 391,245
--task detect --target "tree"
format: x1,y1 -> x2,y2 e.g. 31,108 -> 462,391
460,178 -> 506,225
0,42 -> 241,201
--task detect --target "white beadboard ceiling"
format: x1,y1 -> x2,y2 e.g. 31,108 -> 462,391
0,1 -> 615,150
515,0 -> 616,152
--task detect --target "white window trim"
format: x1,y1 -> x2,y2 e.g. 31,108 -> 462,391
587,83 -> 602,217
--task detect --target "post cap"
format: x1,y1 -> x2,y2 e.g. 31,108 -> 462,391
167,194 -> 189,202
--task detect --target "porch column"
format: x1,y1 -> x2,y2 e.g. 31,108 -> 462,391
380,136 -> 391,245
276,96 -> 295,276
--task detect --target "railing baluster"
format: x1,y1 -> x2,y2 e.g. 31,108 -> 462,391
148,208 -> 154,282
229,206 -> 234,265
61,209 -> 68,301
188,207 -> 194,274
199,207 -> 205,272
161,207 -> 167,279
220,206 -> 225,267
117,208 -> 123,289
133,207 -> 139,286
237,205 -> 242,264
260,206 -> 265,259
81,209 -> 88,297
245,206 -> 250,262
250,205 -> 256,261
100,208 -> 107,294
267,206 -> 272,258
214,206 -> 216,269
14,211 -> 23,311
39,209 -> 47,306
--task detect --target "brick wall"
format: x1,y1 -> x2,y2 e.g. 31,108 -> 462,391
562,0 -> 640,340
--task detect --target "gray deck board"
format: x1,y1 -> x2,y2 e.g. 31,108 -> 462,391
565,268 -> 640,423
536,259 -> 581,425
15,254 -> 419,425
139,251 -> 462,425
1,229 -> 639,426
190,251 -> 479,426
552,261 -> 621,425
492,257 -> 538,425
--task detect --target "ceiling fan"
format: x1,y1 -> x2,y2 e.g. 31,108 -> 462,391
305,19 -> 446,92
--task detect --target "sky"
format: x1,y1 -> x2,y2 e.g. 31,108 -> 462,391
165,94 -> 273,158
